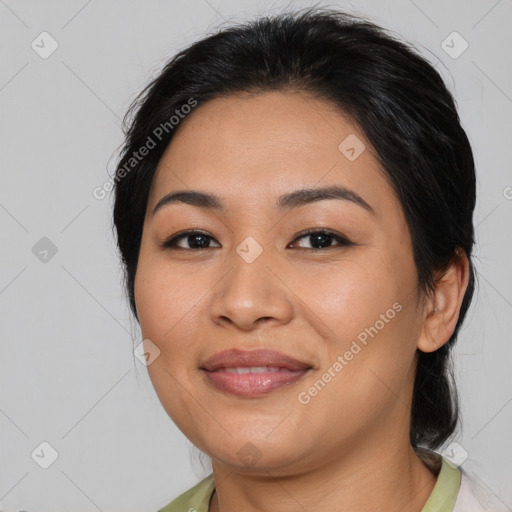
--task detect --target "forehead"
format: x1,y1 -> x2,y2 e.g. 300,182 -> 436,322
148,91 -> 397,216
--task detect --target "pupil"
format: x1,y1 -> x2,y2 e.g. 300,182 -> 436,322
190,234 -> 208,248
312,233 -> 331,249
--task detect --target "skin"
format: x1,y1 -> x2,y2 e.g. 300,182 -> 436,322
134,90 -> 469,512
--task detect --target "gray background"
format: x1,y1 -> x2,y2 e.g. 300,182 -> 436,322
1,0 -> 511,510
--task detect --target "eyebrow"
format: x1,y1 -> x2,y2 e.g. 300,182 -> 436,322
152,185 -> 375,216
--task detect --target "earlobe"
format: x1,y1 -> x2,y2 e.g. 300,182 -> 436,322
417,250 -> 470,353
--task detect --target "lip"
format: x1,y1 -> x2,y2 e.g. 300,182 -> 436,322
201,348 -> 312,372
200,348 -> 313,397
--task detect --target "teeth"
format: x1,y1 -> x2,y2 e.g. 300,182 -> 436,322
224,366 -> 281,374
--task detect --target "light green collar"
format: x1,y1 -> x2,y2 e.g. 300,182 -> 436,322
158,473 -> 214,512
421,455 -> 462,511
158,454 -> 461,512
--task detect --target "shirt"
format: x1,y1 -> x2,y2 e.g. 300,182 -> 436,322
157,453 -> 506,512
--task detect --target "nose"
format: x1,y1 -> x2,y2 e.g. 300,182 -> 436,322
209,242 -> 294,331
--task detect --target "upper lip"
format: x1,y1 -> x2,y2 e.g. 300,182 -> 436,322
200,348 -> 312,372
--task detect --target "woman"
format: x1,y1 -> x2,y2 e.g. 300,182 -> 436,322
112,7 -> 505,511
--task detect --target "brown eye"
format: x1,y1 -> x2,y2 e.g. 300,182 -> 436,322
160,230 -> 221,250
288,229 -> 354,250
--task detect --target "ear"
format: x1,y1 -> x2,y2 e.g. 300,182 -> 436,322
417,250 -> 470,353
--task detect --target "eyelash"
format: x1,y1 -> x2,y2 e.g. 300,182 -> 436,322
159,228 -> 355,251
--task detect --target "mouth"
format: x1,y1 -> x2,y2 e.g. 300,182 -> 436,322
200,348 -> 313,397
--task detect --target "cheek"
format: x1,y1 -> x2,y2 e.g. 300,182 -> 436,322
296,303 -> 420,450
134,251 -> 206,433
134,247 -> 198,344
304,248 -> 420,409
303,247 -> 416,341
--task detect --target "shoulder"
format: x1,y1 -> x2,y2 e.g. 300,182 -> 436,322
453,469 -> 510,512
156,474 -> 215,512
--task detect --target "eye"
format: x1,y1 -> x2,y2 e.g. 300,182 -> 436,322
159,228 -> 355,251
287,228 -> 354,250
159,230 -> 220,250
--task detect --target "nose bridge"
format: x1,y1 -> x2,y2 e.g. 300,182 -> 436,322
231,224 -> 283,282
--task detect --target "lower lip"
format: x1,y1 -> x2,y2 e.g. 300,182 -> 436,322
201,368 -> 311,397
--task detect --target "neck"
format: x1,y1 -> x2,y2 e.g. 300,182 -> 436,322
208,438 -> 438,512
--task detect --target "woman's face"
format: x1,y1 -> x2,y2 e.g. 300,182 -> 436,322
135,91 -> 425,474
